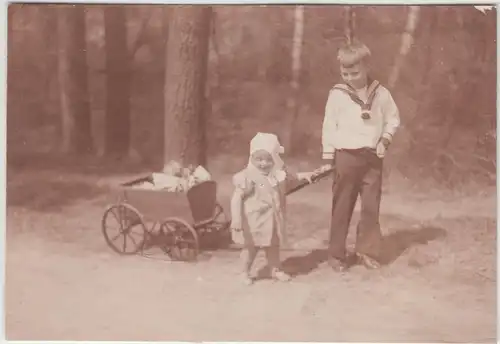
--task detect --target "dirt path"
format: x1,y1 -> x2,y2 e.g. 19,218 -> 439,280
5,172 -> 497,342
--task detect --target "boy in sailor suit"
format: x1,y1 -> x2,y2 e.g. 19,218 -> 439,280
321,40 -> 401,272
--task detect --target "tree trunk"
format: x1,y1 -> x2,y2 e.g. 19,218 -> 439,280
7,4 -> 17,142
104,6 -> 131,158
208,10 -> 220,89
7,5 -> 17,60
42,6 -> 58,129
344,5 -> 355,44
284,5 -> 304,156
388,6 -> 420,88
57,4 -> 93,154
163,6 -> 212,167
160,6 -> 170,132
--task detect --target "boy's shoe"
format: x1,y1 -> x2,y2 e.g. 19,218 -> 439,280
328,257 -> 351,273
328,252 -> 359,273
271,268 -> 292,282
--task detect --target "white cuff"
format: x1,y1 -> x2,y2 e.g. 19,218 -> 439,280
381,133 -> 393,142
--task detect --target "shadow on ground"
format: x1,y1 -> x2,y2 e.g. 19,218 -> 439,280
7,179 -> 109,212
378,225 -> 447,265
282,224 -> 447,277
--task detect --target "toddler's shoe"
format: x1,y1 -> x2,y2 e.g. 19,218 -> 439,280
271,268 -> 291,282
240,272 -> 254,286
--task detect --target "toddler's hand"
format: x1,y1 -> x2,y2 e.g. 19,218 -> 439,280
297,172 -> 315,184
230,219 -> 242,232
319,164 -> 333,173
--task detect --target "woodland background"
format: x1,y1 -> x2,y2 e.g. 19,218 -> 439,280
5,6 -> 498,341
6,4 -> 497,187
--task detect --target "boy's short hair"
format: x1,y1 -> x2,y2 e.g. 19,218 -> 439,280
337,40 -> 371,67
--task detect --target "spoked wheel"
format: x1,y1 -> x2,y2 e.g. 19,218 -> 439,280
102,203 -> 147,255
159,217 -> 199,262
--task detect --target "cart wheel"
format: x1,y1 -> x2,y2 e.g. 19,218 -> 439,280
214,202 -> 228,224
102,203 -> 147,255
159,217 -> 199,262
214,202 -> 232,246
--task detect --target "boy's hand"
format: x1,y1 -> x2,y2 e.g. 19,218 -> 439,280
376,137 -> 391,158
376,141 -> 386,158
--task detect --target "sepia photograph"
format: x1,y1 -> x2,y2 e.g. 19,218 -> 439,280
4,3 -> 498,342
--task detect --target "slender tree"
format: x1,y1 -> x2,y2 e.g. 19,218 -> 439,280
345,5 -> 355,45
407,6 -> 439,155
388,6 -> 420,88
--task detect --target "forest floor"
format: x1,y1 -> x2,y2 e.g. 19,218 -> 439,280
4,154 -> 497,342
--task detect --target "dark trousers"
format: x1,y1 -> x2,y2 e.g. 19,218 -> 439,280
328,148 -> 383,261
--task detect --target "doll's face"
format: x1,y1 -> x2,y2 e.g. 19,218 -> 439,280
250,150 -> 275,175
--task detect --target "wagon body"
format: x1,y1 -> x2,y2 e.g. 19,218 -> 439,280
114,175 -> 219,225
117,184 -> 192,223
102,174 -> 229,260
